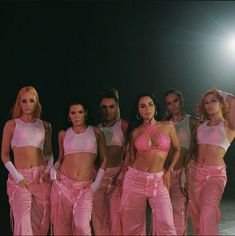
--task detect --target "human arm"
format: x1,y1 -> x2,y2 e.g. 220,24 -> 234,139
218,90 -> 235,130
91,127 -> 108,192
1,120 -> 28,188
50,130 -> 65,181
163,122 -> 181,190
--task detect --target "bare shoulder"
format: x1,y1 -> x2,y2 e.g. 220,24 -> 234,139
4,119 -> 16,130
93,126 -> 103,137
42,120 -> 52,130
158,120 -> 174,129
121,119 -> 129,132
58,130 -> 66,139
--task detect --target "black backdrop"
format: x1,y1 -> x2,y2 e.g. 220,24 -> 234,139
1,1 -> 235,235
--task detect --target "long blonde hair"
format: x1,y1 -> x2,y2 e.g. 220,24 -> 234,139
11,86 -> 42,119
195,88 -> 228,122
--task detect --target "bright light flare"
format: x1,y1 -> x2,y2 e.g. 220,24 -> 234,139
225,36 -> 235,53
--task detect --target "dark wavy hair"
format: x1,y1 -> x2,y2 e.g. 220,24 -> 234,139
126,92 -> 161,142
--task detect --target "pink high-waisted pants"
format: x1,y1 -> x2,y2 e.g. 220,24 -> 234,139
50,173 -> 93,236
169,168 -> 188,235
92,166 -> 122,235
187,160 -> 227,235
120,167 -> 176,235
7,166 -> 50,236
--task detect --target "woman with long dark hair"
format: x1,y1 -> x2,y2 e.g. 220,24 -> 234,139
120,92 -> 180,235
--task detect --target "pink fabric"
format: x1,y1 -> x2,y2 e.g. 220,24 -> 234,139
92,166 -> 121,235
120,167 -> 176,236
50,173 -> 93,236
169,168 -> 188,235
7,166 -> 50,236
187,160 -> 227,235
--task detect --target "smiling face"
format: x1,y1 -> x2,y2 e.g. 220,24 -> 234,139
165,93 -> 184,116
100,97 -> 119,123
138,96 -> 156,122
19,91 -> 37,116
68,104 -> 87,127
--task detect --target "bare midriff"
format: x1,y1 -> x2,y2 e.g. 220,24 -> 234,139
195,144 -> 225,166
132,150 -> 167,173
107,146 -> 124,168
60,152 -> 96,181
165,148 -> 188,170
13,146 -> 45,169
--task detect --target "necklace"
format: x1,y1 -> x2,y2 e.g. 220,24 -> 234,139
172,113 -> 186,123
102,119 -> 118,128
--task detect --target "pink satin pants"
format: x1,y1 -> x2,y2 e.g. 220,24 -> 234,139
169,168 -> 188,235
92,166 -> 122,235
187,160 -> 227,235
7,166 -> 50,236
50,173 -> 93,236
120,167 -> 176,235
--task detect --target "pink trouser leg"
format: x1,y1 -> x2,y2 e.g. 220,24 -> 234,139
92,167 -> 120,235
169,169 -> 187,235
7,166 -> 50,236
187,160 -> 227,235
50,174 -> 93,236
110,185 -> 123,235
121,167 -> 176,236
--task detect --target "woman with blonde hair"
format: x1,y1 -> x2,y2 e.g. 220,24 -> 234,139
1,86 -> 53,235
187,88 -> 235,235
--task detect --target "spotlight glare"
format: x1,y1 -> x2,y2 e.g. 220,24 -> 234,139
226,36 -> 235,53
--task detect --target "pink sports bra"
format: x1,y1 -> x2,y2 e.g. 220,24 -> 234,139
11,118 -> 45,150
197,121 -> 230,152
134,125 -> 170,153
63,126 -> 97,155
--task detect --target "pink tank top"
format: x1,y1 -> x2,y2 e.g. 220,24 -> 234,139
197,121 -> 230,151
134,125 -> 170,153
99,120 -> 125,146
11,118 -> 45,150
63,126 -> 97,155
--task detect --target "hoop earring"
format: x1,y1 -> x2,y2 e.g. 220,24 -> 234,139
67,117 -> 71,123
136,113 -> 141,120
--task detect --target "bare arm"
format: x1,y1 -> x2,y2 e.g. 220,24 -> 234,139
43,121 -> 53,160
1,120 -> 15,164
94,127 -> 108,170
226,94 -> 235,130
168,122 -> 180,171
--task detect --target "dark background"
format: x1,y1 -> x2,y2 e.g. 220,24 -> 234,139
1,1 -> 235,235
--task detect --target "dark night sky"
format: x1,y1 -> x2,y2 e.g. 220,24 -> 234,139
0,1 -> 235,235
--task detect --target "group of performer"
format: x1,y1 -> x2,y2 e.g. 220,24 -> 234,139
1,85 -> 235,235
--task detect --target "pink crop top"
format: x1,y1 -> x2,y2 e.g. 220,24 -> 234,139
197,121 -> 230,152
99,120 -> 125,146
134,125 -> 170,153
11,118 -> 45,150
63,126 -> 97,155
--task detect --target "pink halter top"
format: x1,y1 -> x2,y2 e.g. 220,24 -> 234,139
134,124 -> 170,153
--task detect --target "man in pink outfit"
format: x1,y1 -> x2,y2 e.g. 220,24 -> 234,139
92,88 -> 128,235
164,89 -> 200,235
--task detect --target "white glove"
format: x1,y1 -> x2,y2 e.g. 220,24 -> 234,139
5,161 -> 24,184
91,168 -> 105,192
50,160 -> 61,181
45,154 -> 54,173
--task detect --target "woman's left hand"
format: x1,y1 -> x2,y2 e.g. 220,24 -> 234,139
163,170 -> 171,190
